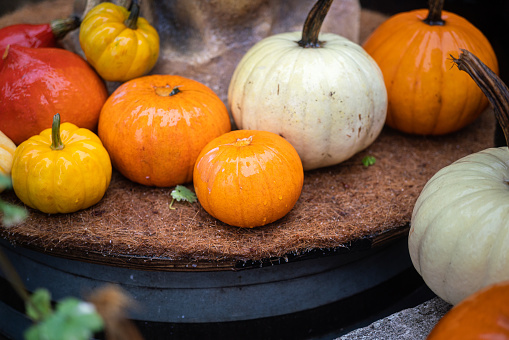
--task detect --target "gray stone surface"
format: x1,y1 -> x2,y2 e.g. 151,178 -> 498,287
336,298 -> 453,340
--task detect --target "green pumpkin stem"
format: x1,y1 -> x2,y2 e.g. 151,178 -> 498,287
451,49 -> 509,146
124,0 -> 140,30
169,86 -> 181,96
298,0 -> 334,48
424,0 -> 445,26
50,113 -> 65,151
50,16 -> 81,40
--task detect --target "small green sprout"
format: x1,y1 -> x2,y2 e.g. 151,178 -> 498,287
169,185 -> 197,209
362,155 -> 376,167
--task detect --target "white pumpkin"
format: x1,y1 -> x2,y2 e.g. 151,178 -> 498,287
409,147 -> 509,305
228,0 -> 387,171
409,50 -> 509,305
0,130 -> 16,192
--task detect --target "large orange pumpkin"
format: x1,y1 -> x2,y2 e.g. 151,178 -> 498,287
98,75 -> 231,187
0,45 -> 108,145
363,0 -> 498,135
427,281 -> 509,339
193,130 -> 304,228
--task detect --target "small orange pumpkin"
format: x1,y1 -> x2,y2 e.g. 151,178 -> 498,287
98,75 -> 231,187
427,281 -> 509,339
193,130 -> 304,228
363,0 -> 498,135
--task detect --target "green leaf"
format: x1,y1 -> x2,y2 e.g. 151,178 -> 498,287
0,200 -> 28,227
0,174 -> 12,190
170,185 -> 197,209
362,155 -> 376,167
24,297 -> 103,340
26,289 -> 53,322
171,185 -> 197,203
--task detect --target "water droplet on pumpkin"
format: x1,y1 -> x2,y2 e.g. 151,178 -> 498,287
279,195 -> 283,200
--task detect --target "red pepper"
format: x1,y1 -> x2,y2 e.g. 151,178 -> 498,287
0,16 -> 80,68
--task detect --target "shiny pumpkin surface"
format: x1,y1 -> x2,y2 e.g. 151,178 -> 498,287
0,45 -> 108,145
0,130 -> 16,193
98,74 -> 231,187
11,121 -> 112,214
79,2 -> 159,82
363,9 -> 498,135
193,130 -> 304,228
427,281 -> 509,339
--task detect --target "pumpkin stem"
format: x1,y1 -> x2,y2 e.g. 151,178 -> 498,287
50,16 -> 81,40
451,50 -> 509,146
169,86 -> 181,96
234,136 -> 253,147
50,113 -> 65,151
298,0 -> 334,48
424,0 -> 445,26
124,0 -> 140,30
154,85 -> 181,97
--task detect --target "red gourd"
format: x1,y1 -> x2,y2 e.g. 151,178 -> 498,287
0,17 -> 80,69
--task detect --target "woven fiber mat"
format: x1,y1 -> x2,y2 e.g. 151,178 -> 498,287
1,110 -> 495,268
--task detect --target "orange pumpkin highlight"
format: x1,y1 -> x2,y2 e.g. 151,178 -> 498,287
193,130 -> 304,228
363,2 -> 498,135
98,75 -> 231,187
427,281 -> 509,339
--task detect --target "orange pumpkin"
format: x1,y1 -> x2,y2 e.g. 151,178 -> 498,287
98,75 -> 231,187
0,45 -> 108,145
193,130 -> 304,228
363,0 -> 498,135
427,281 -> 509,339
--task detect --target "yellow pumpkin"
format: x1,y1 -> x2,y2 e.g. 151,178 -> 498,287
0,130 -> 16,193
11,114 -> 112,214
79,0 -> 159,82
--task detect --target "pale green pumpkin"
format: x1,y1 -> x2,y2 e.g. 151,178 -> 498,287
409,50 -> 509,305
228,0 -> 387,170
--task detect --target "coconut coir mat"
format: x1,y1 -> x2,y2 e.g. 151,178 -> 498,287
0,109 -> 496,269
0,2 -> 497,269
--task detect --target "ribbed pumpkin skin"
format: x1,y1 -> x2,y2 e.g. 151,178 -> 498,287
229,32 -> 387,171
193,130 -> 304,228
427,281 -> 509,339
98,75 -> 231,187
409,147 -> 509,305
363,9 -> 498,135
11,122 -> 112,214
79,2 -> 160,82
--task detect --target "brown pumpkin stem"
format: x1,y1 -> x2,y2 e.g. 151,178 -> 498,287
424,0 -> 445,26
124,0 -> 140,30
50,16 -> 81,40
298,0 -> 334,48
451,49 -> 509,146
155,85 -> 181,97
51,113 -> 65,151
